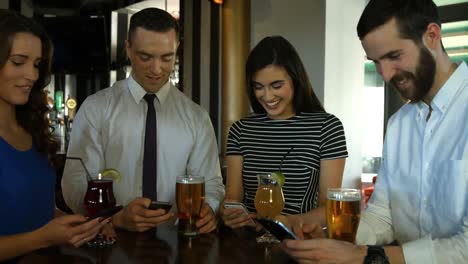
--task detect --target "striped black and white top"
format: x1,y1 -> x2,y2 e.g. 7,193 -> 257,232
226,112 -> 348,215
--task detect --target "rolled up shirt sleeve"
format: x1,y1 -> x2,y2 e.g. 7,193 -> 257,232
356,154 -> 395,246
186,109 -> 225,214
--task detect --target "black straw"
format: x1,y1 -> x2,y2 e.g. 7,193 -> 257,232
66,156 -> 93,182
279,147 -> 294,173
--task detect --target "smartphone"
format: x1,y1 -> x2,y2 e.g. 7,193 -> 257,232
148,201 -> 172,212
223,202 -> 256,227
256,218 -> 298,241
89,205 -> 123,220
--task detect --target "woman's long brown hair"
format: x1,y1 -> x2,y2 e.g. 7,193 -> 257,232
0,9 -> 59,167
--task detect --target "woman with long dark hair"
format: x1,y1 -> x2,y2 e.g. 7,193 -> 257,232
221,36 -> 348,229
0,9 -> 108,262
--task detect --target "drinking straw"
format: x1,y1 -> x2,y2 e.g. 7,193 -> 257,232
279,147 -> 294,173
66,156 -> 93,182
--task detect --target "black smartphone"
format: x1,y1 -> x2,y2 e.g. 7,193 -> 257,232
256,218 -> 298,241
223,202 -> 256,227
89,205 -> 123,220
148,201 -> 172,212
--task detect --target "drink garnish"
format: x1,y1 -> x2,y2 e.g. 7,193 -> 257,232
271,171 -> 285,187
101,168 -> 121,182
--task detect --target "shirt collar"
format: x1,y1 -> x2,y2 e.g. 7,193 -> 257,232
416,61 -> 467,113
127,74 -> 172,105
430,61 -> 467,113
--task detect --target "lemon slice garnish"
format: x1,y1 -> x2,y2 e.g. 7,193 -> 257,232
271,171 -> 285,188
100,168 -> 121,182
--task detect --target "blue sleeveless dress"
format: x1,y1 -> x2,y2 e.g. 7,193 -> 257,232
0,137 -> 55,235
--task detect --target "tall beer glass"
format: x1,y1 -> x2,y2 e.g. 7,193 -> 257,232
176,175 -> 205,236
326,188 -> 361,243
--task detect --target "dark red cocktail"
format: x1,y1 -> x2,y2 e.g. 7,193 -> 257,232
83,179 -> 116,217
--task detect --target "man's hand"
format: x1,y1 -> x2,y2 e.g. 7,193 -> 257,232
112,197 -> 174,232
282,238 -> 366,264
196,203 -> 217,234
291,222 -> 326,240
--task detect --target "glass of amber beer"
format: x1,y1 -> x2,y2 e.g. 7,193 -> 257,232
326,188 -> 361,243
176,175 -> 205,236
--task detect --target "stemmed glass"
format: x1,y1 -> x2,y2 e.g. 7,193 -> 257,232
83,173 -> 116,248
67,156 -> 116,248
254,173 -> 285,243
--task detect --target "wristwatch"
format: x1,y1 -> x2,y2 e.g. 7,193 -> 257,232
363,245 -> 390,264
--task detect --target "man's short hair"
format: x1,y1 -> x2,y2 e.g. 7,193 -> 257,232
357,0 -> 440,44
128,7 -> 179,44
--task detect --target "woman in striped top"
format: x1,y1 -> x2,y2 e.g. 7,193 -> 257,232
221,36 -> 348,229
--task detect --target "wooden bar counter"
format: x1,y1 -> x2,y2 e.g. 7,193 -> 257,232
19,224 -> 295,264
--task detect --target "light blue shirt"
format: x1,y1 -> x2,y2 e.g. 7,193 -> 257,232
356,62 -> 468,263
62,75 -> 225,214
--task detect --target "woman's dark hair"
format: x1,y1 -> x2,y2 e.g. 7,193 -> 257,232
0,9 -> 58,166
128,7 -> 180,45
357,0 -> 441,48
245,36 -> 325,114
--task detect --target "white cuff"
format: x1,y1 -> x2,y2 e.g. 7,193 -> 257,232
402,235 -> 434,264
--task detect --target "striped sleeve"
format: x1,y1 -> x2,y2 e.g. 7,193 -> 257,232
320,114 -> 348,160
226,121 -> 242,155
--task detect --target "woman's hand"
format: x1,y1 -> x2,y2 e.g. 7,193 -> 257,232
100,222 -> 117,244
220,201 -> 256,229
38,214 -> 111,248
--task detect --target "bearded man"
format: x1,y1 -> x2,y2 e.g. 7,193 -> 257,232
282,1 -> 468,263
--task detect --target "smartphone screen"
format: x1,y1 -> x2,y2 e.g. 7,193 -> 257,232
148,201 -> 172,212
224,202 -> 256,227
224,202 -> 249,212
256,218 -> 298,241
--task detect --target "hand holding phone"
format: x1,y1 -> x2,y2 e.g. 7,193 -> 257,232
256,218 -> 298,241
89,205 -> 123,220
148,201 -> 172,212
223,201 -> 250,211
223,202 -> 256,227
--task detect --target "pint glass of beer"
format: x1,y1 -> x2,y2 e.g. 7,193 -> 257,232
176,175 -> 205,236
326,188 -> 361,243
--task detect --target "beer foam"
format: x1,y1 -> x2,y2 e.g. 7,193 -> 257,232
327,189 -> 361,201
328,195 -> 361,202
177,176 -> 205,184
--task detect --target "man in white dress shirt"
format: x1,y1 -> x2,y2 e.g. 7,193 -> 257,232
62,8 -> 225,233
282,0 -> 467,263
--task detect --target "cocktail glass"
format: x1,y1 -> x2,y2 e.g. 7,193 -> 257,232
254,173 -> 285,243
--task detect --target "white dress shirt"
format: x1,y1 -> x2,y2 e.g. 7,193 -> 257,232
356,62 -> 468,263
62,75 -> 225,214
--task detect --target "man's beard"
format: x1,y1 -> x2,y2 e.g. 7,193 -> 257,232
389,46 -> 436,103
